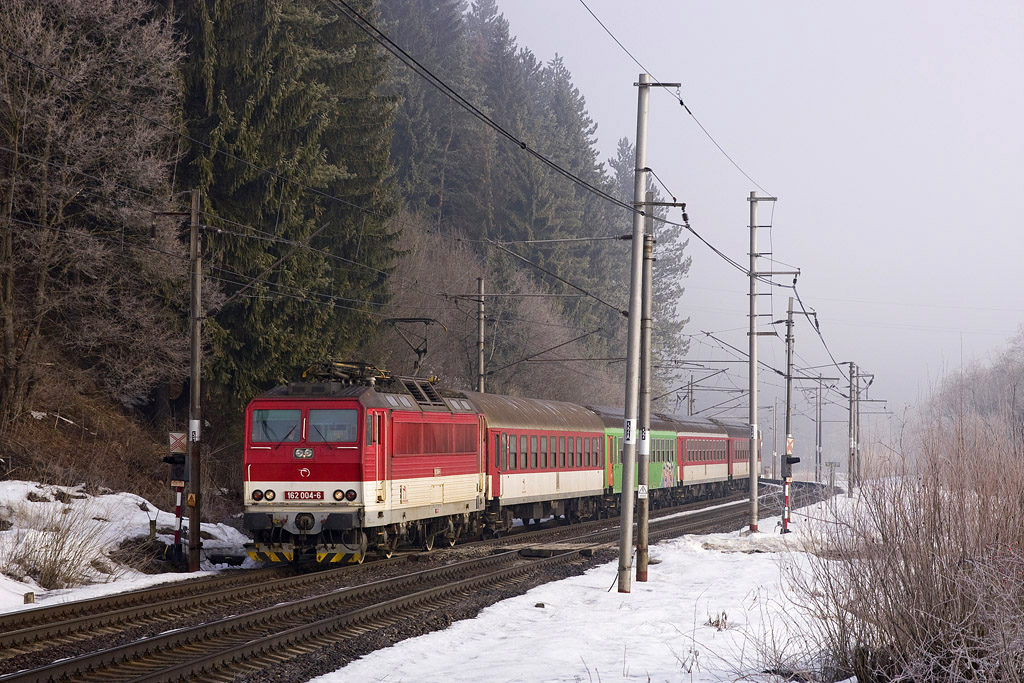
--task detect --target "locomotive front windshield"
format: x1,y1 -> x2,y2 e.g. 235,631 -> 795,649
251,409 -> 301,443
308,409 -> 358,443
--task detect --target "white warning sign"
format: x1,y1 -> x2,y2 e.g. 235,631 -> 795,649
637,484 -> 649,499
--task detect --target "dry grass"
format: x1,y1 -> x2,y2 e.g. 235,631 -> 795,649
0,497 -> 120,589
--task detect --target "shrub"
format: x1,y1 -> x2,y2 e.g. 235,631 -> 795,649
788,395 -> 1024,681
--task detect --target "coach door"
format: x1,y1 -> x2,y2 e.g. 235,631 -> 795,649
491,431 -> 504,498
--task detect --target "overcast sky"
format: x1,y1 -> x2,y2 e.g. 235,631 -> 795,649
495,0 -> 1024,468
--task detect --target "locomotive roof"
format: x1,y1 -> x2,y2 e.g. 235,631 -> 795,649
258,381 -> 478,414
463,391 -> 605,432
585,405 -> 679,433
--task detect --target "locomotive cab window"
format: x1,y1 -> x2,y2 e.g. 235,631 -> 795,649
251,409 -> 301,443
307,409 -> 358,443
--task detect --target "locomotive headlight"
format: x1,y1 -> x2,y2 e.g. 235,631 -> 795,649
264,489 -> 276,501
293,447 -> 313,459
251,489 -> 264,502
345,489 -> 357,501
333,489 -> 345,501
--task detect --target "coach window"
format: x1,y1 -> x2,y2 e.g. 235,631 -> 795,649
583,437 -> 590,467
530,435 -> 538,470
519,435 -> 527,470
509,434 -> 518,470
540,436 -> 548,468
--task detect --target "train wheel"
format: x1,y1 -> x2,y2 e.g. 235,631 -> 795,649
423,534 -> 434,551
382,535 -> 399,559
447,535 -> 457,548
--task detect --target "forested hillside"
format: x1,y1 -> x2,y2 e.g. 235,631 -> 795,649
0,0 -> 691,500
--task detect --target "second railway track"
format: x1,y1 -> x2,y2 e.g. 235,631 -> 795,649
0,484 -> 828,683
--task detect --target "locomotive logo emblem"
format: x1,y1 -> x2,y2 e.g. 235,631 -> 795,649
299,467 -> 311,478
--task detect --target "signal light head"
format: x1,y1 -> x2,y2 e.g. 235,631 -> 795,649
251,489 -> 264,502
345,489 -> 357,502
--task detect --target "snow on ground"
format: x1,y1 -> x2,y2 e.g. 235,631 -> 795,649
0,480 -> 252,614
0,479 -> 851,682
314,497 -> 848,683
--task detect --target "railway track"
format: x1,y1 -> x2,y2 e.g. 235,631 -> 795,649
0,484 -> 828,682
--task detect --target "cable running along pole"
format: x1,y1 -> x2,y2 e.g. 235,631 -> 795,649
636,191 -> 654,583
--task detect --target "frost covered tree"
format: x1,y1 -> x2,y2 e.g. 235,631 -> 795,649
0,0 -> 187,423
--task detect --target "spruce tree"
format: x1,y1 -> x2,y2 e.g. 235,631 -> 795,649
179,0 -> 398,402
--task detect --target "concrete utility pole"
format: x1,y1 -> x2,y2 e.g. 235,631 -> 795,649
746,192 -> 778,531
688,375 -> 695,416
772,398 -> 778,480
781,296 -> 795,533
188,189 -> 202,572
747,192 -> 759,531
637,191 -> 654,583
816,376 -> 823,483
848,362 -> 856,497
477,277 -> 485,393
618,74 -> 679,594
616,73 -> 651,594
856,376 -> 862,487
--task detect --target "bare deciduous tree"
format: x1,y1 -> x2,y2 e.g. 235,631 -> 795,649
359,212 -> 622,403
0,0 -> 186,424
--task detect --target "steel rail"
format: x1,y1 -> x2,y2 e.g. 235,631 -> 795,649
0,566 -> 290,634
0,551 -> 529,683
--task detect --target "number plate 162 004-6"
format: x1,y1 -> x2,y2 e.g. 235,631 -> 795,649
284,490 -> 324,500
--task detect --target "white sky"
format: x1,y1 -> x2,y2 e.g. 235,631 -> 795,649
493,0 -> 1024,471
